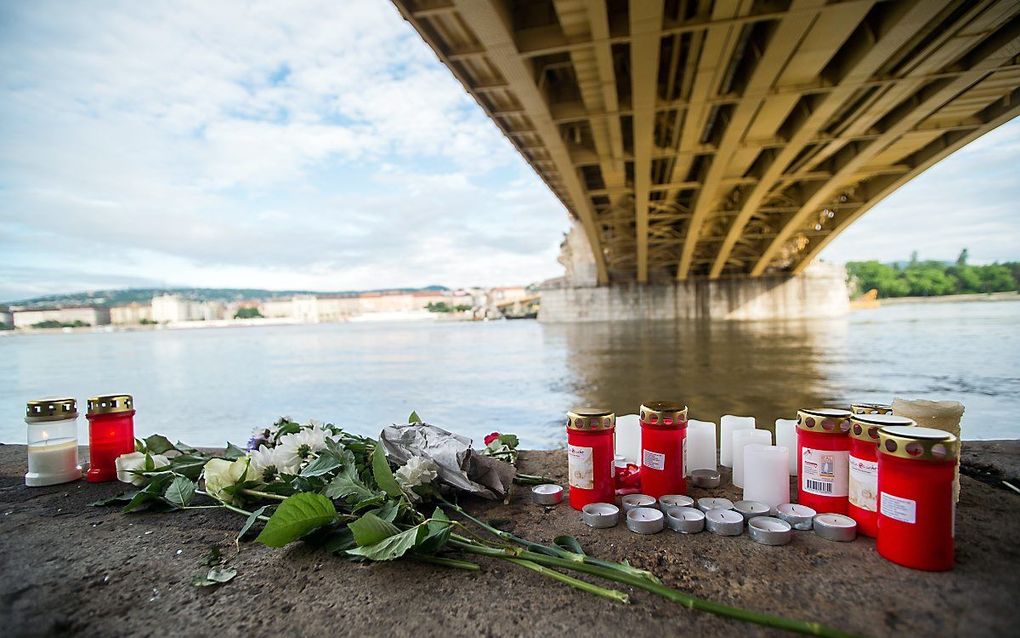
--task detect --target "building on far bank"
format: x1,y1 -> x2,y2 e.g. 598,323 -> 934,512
110,302 -> 153,325
0,307 -> 12,329
150,294 -> 223,323
12,306 -> 111,328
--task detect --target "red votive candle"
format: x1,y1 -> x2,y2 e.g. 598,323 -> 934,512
86,394 -> 136,483
639,402 -> 688,498
848,413 -> 915,537
877,426 -> 958,571
566,408 -> 616,510
796,408 -> 852,514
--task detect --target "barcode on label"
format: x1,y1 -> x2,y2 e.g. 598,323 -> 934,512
806,479 -> 832,494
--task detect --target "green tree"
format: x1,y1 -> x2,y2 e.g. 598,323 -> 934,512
234,307 -> 264,319
956,248 -> 969,266
974,264 -> 1016,293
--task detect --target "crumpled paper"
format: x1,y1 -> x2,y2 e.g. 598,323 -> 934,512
378,423 -> 516,500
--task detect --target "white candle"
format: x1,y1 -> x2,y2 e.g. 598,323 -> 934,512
626,507 -> 664,534
686,419 -> 717,472
26,437 -> 81,486
705,509 -> 744,536
775,419 -> 799,475
621,493 -> 656,512
658,494 -> 694,509
531,484 -> 563,505
733,499 -> 770,521
748,516 -> 793,545
697,497 -> 734,512
614,413 -> 641,464
665,506 -> 705,533
776,503 -> 816,530
813,513 -> 857,542
742,444 -> 791,510
720,415 -> 755,467
581,502 -> 620,528
732,429 -> 772,487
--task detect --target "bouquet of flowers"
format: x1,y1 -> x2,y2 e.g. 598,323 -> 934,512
97,415 -> 851,638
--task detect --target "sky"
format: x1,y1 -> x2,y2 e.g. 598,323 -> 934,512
1,1 -> 1018,302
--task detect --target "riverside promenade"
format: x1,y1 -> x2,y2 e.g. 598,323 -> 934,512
0,442 -> 1016,637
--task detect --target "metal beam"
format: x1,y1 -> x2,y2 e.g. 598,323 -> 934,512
630,0 -> 663,283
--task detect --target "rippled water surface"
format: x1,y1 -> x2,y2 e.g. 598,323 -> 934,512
1,300 -> 1017,447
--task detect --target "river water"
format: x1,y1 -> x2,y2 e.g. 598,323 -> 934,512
1,300 -> 1017,448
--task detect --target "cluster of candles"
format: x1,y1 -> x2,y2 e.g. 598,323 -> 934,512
23,394 -> 136,487
556,402 -> 960,572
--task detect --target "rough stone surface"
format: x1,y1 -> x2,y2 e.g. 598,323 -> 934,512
1,442 -> 1017,638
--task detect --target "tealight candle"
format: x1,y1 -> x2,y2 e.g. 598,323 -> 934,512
706,509 -> 744,536
813,513 -> 857,542
626,507 -> 664,534
748,516 -> 793,546
720,415 -> 755,467
733,500 -> 770,521
621,493 -> 657,512
665,506 -> 705,533
776,503 -> 816,530
686,419 -> 717,472
24,397 -> 82,487
582,502 -> 620,528
775,419 -> 799,475
742,444 -> 790,510
732,428 -> 771,488
697,497 -> 734,512
532,484 -> 564,505
690,468 -> 721,488
658,494 -> 694,509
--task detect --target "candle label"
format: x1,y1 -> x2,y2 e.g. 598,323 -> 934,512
567,445 -> 594,490
682,437 -> 687,476
642,449 -> 666,471
800,447 -> 848,497
848,454 -> 878,511
880,492 -> 916,524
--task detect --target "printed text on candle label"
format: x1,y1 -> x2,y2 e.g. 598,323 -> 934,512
800,447 -> 848,497
567,445 -> 594,490
643,449 -> 666,471
848,454 -> 878,511
880,492 -> 916,524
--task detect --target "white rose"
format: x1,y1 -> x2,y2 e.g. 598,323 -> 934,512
395,455 -> 439,490
203,457 -> 257,505
115,451 -> 170,486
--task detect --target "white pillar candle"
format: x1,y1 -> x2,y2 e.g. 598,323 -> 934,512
686,419 -> 717,472
614,414 -> 641,464
732,429 -> 772,488
742,444 -> 791,510
719,415 -> 755,467
775,419 -> 799,475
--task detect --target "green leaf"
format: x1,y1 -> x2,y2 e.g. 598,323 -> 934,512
498,433 -> 520,448
163,476 -> 196,508
144,434 -> 177,455
300,452 -> 341,477
203,547 -> 223,567
175,440 -> 199,454
273,420 -> 301,442
168,454 -> 209,480
372,444 -> 403,498
193,566 -> 237,587
134,438 -> 145,453
90,491 -> 138,507
223,442 -> 246,460
236,505 -> 269,544
320,529 -> 356,554
418,507 -> 453,553
325,472 -> 377,503
408,410 -> 422,424
348,512 -> 401,546
123,474 -> 173,513
350,494 -> 386,513
346,525 -> 425,561
255,493 -> 336,548
554,536 -> 586,555
363,499 -> 399,522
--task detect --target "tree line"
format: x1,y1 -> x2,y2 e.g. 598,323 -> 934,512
847,249 -> 1019,298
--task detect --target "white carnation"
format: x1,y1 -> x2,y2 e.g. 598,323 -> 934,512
395,456 -> 439,491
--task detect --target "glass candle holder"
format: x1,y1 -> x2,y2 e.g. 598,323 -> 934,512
25,397 -> 82,487
86,394 -> 136,483
639,401 -> 688,498
566,408 -> 616,510
848,413 -> 915,538
796,408 -> 852,514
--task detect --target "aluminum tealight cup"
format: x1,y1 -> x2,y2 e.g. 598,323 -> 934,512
705,509 -> 744,536
776,503 -> 816,530
626,507 -> 665,534
621,493 -> 657,512
747,516 -> 793,546
690,468 -> 721,488
531,484 -> 564,505
665,506 -> 705,534
658,494 -> 694,509
581,502 -> 620,529
697,497 -> 734,512
813,513 -> 857,542
733,500 -> 770,522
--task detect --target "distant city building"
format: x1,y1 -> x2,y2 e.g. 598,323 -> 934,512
0,307 -> 12,329
150,294 -> 219,323
12,306 -> 111,328
110,302 -> 153,325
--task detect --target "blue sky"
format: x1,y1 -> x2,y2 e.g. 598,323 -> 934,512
1,1 -> 1017,302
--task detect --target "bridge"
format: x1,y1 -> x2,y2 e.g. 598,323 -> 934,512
393,0 -> 1020,292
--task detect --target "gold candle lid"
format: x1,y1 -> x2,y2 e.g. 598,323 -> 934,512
797,408 -> 852,434
566,407 -> 615,431
850,402 -> 892,415
878,425 -> 959,462
850,413 -> 914,443
87,394 -> 135,416
25,397 -> 78,422
639,402 -> 688,428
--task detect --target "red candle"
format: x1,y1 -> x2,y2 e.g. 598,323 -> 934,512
566,408 -> 616,510
877,426 -> 958,571
639,402 -> 688,498
796,408 -> 851,514
86,394 -> 136,483
848,413 -> 915,537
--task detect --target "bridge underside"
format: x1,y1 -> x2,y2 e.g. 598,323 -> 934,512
394,0 -> 1020,285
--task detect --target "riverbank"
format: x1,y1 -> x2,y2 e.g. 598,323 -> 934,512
872,291 -> 1019,306
1,442 -> 1017,637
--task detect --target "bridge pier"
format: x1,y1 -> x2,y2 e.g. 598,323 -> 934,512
538,262 -> 848,323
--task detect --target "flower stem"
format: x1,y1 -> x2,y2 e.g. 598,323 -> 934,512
504,557 -> 629,604
240,488 -> 288,502
449,540 -> 857,638
513,473 -> 556,486
410,554 -> 481,571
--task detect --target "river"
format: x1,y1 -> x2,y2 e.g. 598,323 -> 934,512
1,300 -> 1017,448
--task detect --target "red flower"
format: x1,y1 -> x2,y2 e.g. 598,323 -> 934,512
483,432 -> 501,446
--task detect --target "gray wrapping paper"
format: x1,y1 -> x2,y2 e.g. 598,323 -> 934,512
378,423 -> 516,500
